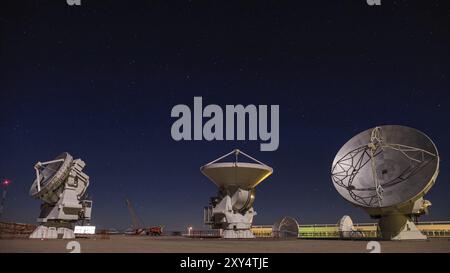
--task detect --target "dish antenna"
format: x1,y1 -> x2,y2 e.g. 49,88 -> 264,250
29,152 -> 93,239
338,215 -> 364,239
272,217 -> 299,238
331,125 -> 439,240
201,149 -> 273,239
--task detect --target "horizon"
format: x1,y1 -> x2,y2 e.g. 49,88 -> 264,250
1,1 -> 449,231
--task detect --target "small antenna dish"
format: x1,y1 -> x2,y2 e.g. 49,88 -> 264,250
331,125 -> 439,240
29,152 -> 93,239
272,217 -> 299,238
338,215 -> 363,239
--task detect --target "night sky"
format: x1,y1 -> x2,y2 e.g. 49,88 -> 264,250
1,1 -> 449,231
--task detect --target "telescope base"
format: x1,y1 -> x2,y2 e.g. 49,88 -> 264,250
223,229 -> 255,239
379,214 -> 427,240
29,226 -> 75,239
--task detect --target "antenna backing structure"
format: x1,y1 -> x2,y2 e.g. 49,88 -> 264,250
331,125 -> 439,240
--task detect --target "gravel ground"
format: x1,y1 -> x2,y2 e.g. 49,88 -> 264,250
1,235 -> 450,253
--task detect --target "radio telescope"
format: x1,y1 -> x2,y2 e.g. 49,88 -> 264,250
29,152 -> 93,239
331,125 -> 439,240
272,217 -> 299,238
338,215 -> 363,239
201,149 -> 273,239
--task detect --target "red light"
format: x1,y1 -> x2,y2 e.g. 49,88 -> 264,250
2,179 -> 11,187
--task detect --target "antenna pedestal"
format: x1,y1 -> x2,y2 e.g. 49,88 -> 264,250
206,189 -> 256,239
378,214 -> 426,240
37,188 -> 86,223
29,226 -> 75,239
367,198 -> 429,240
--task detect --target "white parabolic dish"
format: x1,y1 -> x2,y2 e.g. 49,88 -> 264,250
201,162 -> 273,189
29,152 -> 73,203
331,125 -> 439,211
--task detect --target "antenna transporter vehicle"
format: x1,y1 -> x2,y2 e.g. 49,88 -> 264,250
201,149 -> 273,239
29,152 -> 93,239
331,125 -> 439,240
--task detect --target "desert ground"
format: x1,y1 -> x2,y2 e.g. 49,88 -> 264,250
1,235 -> 450,253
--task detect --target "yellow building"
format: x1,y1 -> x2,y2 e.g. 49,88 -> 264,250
251,221 -> 450,239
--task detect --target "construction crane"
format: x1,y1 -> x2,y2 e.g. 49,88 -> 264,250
125,198 -> 163,236
125,198 -> 146,235
126,199 -> 144,230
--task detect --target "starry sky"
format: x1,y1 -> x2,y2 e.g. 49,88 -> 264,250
0,1 -> 449,231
